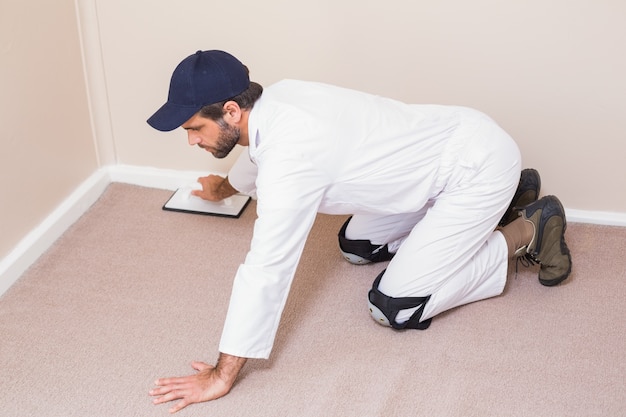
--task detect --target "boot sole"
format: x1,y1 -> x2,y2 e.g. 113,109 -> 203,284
524,195 -> 572,287
539,241 -> 572,286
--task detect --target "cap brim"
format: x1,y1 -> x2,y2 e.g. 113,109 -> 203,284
147,102 -> 201,132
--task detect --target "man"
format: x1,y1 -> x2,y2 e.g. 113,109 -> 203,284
147,50 -> 572,413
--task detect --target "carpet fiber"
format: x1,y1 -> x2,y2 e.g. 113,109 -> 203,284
1,183 -> 624,416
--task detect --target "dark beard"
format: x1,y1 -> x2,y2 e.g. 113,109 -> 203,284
213,119 -> 241,159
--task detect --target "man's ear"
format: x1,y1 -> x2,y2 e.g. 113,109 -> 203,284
223,101 -> 242,123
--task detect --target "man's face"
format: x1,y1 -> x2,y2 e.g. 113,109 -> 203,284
182,113 -> 241,159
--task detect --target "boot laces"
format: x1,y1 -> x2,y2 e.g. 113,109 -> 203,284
514,253 -> 538,278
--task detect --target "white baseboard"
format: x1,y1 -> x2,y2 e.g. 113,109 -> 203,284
108,164 -> 223,191
0,168 -> 110,296
1,164 -> 624,297
565,208 -> 626,227
0,165 -> 219,297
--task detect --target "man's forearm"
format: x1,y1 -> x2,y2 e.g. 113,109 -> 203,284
215,352 -> 247,387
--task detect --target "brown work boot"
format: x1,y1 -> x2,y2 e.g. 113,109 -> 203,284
520,195 -> 572,286
499,168 -> 541,227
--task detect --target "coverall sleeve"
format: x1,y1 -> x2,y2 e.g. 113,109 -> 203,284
218,149 -> 328,358
227,148 -> 258,197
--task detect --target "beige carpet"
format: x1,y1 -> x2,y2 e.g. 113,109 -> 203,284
1,183 -> 624,417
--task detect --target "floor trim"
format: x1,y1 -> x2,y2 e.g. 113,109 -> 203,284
0,168 -> 110,296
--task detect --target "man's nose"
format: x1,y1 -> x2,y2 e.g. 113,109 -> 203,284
187,132 -> 200,146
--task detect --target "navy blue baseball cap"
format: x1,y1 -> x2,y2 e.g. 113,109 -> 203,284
147,50 -> 250,132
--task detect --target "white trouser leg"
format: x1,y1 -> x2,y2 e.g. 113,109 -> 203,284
344,203 -> 432,253
375,118 -> 521,324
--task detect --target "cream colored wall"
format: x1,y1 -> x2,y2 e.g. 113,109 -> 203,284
1,0 -> 624,264
95,0 -> 626,212
0,0 -> 98,259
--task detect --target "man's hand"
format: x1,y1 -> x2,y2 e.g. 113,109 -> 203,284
149,354 -> 247,413
192,175 -> 238,202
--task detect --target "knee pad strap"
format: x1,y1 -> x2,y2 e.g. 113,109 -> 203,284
368,270 -> 432,330
338,217 -> 394,264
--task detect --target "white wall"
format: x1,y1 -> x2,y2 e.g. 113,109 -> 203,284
0,0 -> 98,259
95,0 -> 626,212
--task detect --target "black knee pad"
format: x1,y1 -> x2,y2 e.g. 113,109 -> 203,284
368,270 -> 432,330
337,217 -> 394,264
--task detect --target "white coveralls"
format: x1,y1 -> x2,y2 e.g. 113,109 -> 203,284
222,80 -> 521,359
